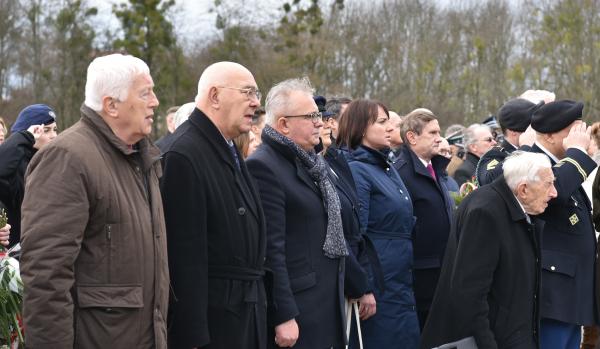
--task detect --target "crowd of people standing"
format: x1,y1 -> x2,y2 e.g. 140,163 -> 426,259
0,53 -> 599,349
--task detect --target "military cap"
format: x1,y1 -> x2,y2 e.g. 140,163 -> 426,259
497,98 -> 540,132
11,104 -> 57,133
314,96 -> 335,118
531,99 -> 584,133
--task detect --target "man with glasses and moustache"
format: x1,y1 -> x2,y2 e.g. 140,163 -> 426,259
453,123 -> 497,186
160,61 -> 268,349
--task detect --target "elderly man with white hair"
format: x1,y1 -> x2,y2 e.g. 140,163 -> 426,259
20,53 -> 169,348
453,123 -> 497,186
421,151 -> 557,349
160,62 -> 267,349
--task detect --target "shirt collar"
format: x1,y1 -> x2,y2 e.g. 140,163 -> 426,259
535,141 -> 559,163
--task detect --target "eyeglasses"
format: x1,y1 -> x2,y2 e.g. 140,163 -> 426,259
478,137 -> 494,143
217,86 -> 262,101
284,111 -> 323,124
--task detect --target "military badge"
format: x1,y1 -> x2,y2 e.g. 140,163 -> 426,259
569,214 -> 579,225
486,159 -> 499,170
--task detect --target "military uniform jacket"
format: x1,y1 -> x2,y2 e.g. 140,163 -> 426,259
160,108 -> 267,348
531,144 -> 598,325
476,140 -> 532,186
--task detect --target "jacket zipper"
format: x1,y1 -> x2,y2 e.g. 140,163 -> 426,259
106,224 -> 112,283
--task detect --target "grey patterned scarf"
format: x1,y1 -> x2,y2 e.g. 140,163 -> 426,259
263,124 -> 348,259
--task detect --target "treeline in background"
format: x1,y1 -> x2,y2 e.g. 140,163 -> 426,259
0,0 -> 599,138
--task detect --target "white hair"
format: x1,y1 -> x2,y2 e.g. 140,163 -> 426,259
463,123 -> 491,147
503,151 -> 552,191
173,102 -> 196,129
84,54 -> 150,112
265,77 -> 314,125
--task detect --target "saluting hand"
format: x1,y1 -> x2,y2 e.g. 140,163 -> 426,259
563,121 -> 591,152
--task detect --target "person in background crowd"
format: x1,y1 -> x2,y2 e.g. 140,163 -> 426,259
444,124 -> 465,177
161,61 -> 266,349
387,111 -> 403,163
234,130 -> 259,159
20,53 -> 169,348
437,137 -> 460,193
155,105 -> 179,149
156,102 -> 195,153
453,123 -> 496,186
476,98 -> 543,186
314,95 -> 336,154
583,122 -> 600,349
251,107 -> 267,144
0,116 -> 7,144
528,100 -> 597,349
421,151 -> 557,349
394,108 -> 454,330
337,99 -> 420,348
324,96 -> 352,142
0,104 -> 57,247
247,77 -> 347,349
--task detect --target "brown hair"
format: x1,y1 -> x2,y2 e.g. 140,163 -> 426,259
400,108 -> 437,144
591,122 -> 600,148
336,99 -> 389,150
233,132 -> 251,159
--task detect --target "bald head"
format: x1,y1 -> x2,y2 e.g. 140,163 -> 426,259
194,61 -> 260,140
388,111 -> 403,149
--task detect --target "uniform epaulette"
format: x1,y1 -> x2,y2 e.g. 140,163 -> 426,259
557,157 -> 587,181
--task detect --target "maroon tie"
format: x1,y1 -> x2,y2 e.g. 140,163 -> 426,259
427,163 -> 437,181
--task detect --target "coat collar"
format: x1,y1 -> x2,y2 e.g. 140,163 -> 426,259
351,145 -> 390,169
80,104 -> 161,172
261,129 -> 320,195
398,145 -> 450,179
491,175 -> 533,223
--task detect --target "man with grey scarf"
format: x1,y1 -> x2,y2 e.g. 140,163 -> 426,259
247,77 -> 348,349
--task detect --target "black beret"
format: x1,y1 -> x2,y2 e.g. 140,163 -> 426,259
497,98 -> 539,132
313,95 -> 335,117
531,99 -> 584,133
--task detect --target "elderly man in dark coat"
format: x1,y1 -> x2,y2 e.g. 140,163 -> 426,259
421,151 -> 557,349
247,77 -> 347,349
393,108 -> 453,329
160,62 -> 267,349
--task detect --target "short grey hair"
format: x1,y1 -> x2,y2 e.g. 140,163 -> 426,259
265,77 -> 314,125
503,151 -> 552,191
84,54 -> 150,112
463,123 -> 491,148
173,102 -> 196,129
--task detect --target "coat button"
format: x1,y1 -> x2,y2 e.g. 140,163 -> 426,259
550,266 -> 556,271
238,207 -> 246,215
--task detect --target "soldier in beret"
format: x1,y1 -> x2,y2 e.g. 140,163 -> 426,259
476,98 -> 543,186
528,99 -> 598,349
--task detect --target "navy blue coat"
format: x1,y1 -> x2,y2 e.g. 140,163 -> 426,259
531,145 -> 598,325
394,146 -> 454,328
247,136 -> 346,349
476,140 -> 532,186
348,145 -> 420,348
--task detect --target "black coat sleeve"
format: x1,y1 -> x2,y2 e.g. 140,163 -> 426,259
0,131 -> 34,202
161,151 -> 210,348
550,148 -> 597,205
449,207 -> 500,349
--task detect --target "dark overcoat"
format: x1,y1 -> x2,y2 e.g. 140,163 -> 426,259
530,145 -> 598,325
476,140 -> 532,186
247,135 -> 346,349
324,144 -> 373,299
421,176 -> 544,349
160,108 -> 267,349
0,130 -> 36,246
453,152 -> 479,186
394,146 -> 453,328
